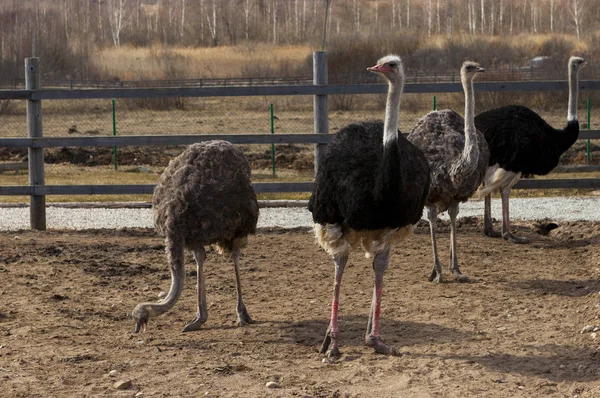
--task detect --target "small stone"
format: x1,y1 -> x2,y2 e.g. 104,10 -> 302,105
135,392 -> 144,397
581,325 -> 595,334
591,332 -> 597,339
108,370 -> 118,377
594,326 -> 600,332
158,291 -> 166,298
113,380 -> 132,390
265,381 -> 281,389
559,364 -> 566,370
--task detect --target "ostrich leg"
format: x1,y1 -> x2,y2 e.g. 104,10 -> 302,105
320,253 -> 348,358
426,207 -> 443,282
483,193 -> 501,237
365,249 -> 398,356
448,202 -> 469,282
231,248 -> 253,326
182,247 -> 208,332
500,187 -> 530,244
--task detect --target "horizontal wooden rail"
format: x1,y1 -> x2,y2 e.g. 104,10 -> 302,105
1,131 -> 599,149
0,134 -> 333,148
2,80 -> 600,100
0,182 -> 314,195
1,179 -> 599,197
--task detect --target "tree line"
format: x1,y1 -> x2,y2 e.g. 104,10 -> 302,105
0,0 -> 598,80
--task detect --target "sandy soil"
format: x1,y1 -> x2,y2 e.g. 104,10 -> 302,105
1,220 -> 600,397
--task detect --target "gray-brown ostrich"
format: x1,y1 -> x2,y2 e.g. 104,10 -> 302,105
408,61 -> 488,283
308,55 -> 430,357
132,140 -> 259,333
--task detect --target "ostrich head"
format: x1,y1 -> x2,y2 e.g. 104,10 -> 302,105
461,61 -> 485,82
367,55 -> 404,83
132,303 -> 157,333
569,56 -> 587,73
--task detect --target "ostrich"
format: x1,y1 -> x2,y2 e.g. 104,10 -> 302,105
132,141 -> 259,333
308,55 -> 430,357
475,56 -> 587,243
408,61 -> 488,283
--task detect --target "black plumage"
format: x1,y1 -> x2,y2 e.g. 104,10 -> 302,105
309,120 -> 430,231
475,105 -> 579,175
308,55 -> 431,358
474,56 -> 586,243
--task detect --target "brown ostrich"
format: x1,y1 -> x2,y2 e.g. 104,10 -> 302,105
132,140 -> 259,333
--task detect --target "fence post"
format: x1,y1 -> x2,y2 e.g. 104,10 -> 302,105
26,57 -> 46,230
313,51 -> 328,175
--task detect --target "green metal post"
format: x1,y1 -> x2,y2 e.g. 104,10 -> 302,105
112,98 -> 117,170
270,104 -> 275,175
432,95 -> 437,111
587,98 -> 591,165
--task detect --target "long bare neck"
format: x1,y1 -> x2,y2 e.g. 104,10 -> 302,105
138,237 -> 185,317
450,74 -> 479,179
462,74 -> 476,152
383,79 -> 403,146
567,64 -> 579,122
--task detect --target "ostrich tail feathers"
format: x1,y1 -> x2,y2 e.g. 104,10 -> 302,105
476,167 -> 521,198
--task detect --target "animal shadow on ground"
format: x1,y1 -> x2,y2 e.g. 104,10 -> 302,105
426,344 -> 600,383
510,279 -> 600,297
279,315 -> 472,351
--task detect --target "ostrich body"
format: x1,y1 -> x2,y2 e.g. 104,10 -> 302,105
475,56 -> 587,243
308,55 -> 430,357
408,61 -> 487,282
132,140 -> 259,333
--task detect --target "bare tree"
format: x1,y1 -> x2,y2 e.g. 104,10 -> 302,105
353,0 -> 361,32
569,0 -> 586,41
550,0 -> 555,33
107,0 -> 127,48
480,0 -> 485,34
446,0 -> 453,41
426,0 -> 432,36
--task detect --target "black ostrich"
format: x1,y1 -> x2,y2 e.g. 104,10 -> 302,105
308,55 -> 430,358
408,61 -> 488,283
132,141 -> 259,333
475,56 -> 587,243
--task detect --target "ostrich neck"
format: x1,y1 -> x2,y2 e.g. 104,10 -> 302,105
567,66 -> 579,122
451,75 -> 479,179
383,80 -> 403,146
142,237 -> 185,317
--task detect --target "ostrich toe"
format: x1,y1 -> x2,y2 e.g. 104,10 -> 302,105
428,269 -> 442,283
236,310 -> 253,327
484,228 -> 502,238
366,336 -> 400,356
503,232 -> 530,244
182,316 -> 206,332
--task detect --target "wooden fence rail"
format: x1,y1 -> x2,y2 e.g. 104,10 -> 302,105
1,54 -> 600,230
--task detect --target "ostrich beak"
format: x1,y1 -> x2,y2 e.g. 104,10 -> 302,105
477,67 -> 485,72
368,64 -> 393,73
134,319 -> 147,334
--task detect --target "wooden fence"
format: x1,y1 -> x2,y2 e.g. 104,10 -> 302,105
1,53 -> 600,230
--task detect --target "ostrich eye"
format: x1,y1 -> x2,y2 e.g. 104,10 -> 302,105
388,63 -> 396,67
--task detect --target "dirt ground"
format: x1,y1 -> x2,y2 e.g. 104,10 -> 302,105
1,220 -> 600,397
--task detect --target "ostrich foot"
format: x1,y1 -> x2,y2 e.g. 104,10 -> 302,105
320,328 -> 341,358
450,269 -> 469,283
236,310 -> 253,327
365,336 -> 400,356
182,316 -> 206,333
484,228 -> 502,238
428,269 -> 443,283
503,232 -> 530,244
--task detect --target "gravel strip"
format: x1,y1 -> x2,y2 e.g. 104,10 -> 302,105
0,197 -> 599,231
